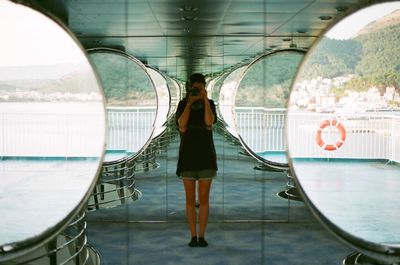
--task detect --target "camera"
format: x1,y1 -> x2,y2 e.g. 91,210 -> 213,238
189,88 -> 200,96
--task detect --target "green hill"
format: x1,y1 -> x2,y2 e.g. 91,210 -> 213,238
300,38 -> 361,79
355,25 -> 400,79
234,10 -> 400,107
301,9 -> 400,92
235,51 -> 304,108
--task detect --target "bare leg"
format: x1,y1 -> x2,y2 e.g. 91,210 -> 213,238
183,179 -> 196,237
198,179 -> 212,238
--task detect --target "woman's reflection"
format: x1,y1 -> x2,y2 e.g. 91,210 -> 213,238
175,73 -> 218,248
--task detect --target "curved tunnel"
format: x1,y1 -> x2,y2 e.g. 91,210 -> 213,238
1,1 -> 400,265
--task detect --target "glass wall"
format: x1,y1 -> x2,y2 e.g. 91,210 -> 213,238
234,50 -> 305,165
88,48 -> 157,162
146,67 -> 170,139
287,2 -> 400,263
0,1 -> 105,261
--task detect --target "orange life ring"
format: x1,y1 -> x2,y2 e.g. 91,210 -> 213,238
315,119 -> 346,151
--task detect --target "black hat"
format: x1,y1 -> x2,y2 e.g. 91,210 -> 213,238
189,73 -> 206,85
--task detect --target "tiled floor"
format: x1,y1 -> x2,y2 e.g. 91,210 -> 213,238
87,221 -> 352,265
86,132 -> 354,265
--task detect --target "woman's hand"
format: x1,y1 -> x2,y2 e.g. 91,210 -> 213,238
187,93 -> 202,106
199,87 -> 208,100
187,84 -> 207,105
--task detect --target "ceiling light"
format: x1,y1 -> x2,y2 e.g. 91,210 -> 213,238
319,15 -> 333,21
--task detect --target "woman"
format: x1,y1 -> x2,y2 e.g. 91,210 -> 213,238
176,73 -> 218,247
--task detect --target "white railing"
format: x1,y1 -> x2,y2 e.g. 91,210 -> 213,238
391,116 -> 400,162
233,107 -> 400,163
0,105 -> 156,157
2,104 -> 398,163
0,102 -> 105,157
106,107 -> 156,152
287,112 -> 393,160
234,107 -> 286,152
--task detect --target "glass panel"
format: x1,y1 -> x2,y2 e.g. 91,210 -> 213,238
219,66 -> 247,139
88,49 -> 157,162
166,77 -> 180,117
210,74 -> 227,102
235,50 -> 304,164
287,2 -> 400,262
0,1 -> 105,258
147,67 -> 170,139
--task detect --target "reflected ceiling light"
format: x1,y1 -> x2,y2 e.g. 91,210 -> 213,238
296,29 -> 308,34
336,6 -> 348,12
319,15 -> 333,20
181,16 -> 198,21
179,6 -> 198,12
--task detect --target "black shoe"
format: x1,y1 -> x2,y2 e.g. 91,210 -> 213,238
188,236 -> 198,247
198,237 -> 208,247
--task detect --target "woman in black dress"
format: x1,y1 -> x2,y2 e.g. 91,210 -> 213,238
176,73 -> 217,247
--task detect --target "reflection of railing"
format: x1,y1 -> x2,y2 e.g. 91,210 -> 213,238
390,116 -> 400,163
7,211 -> 100,265
107,107 -> 156,152
6,105 -> 397,163
88,114 -> 177,212
0,105 -> 156,157
234,107 -> 286,152
234,107 -> 400,163
0,110 -> 104,157
88,157 -> 140,211
288,112 -> 399,161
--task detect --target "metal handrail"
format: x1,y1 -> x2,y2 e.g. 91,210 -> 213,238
8,211 -> 100,265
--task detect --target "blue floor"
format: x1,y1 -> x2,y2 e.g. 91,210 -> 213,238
87,221 -> 352,265
293,159 -> 400,245
258,150 -> 288,164
86,133 -> 355,265
0,158 -> 100,246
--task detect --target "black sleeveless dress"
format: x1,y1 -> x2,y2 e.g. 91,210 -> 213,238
175,99 -> 218,176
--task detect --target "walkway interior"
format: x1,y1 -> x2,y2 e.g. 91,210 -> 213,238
86,131 -> 353,265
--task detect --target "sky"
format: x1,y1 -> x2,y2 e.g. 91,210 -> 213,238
326,2 -> 400,40
0,1 -> 86,67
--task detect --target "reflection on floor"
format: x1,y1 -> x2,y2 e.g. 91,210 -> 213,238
86,132 -> 353,264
